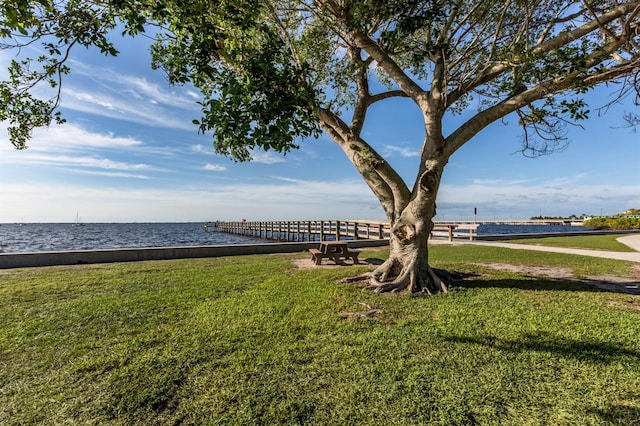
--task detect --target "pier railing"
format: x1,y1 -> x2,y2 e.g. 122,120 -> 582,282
206,220 -> 391,242
206,220 -> 480,242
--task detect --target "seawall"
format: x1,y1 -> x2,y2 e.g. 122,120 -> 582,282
0,239 -> 390,269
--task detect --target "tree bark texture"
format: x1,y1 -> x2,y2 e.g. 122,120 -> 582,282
365,162 -> 449,294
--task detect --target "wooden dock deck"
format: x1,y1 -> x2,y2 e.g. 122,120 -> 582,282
206,220 -> 480,242
206,220 -> 391,242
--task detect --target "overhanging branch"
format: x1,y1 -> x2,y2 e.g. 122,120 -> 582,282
447,1 -> 640,106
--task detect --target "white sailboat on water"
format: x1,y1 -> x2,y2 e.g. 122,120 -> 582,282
74,212 -> 85,226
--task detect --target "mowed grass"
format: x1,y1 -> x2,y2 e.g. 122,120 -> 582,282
1,245 -> 639,425
502,233 -> 637,252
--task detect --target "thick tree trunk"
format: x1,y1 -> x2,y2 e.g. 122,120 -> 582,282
322,97 -> 451,295
365,213 -> 448,294
340,154 -> 450,295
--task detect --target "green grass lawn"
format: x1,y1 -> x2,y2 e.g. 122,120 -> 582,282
502,233 -> 637,252
1,246 -> 639,425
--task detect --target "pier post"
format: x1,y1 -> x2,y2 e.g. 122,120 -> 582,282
210,220 -> 399,243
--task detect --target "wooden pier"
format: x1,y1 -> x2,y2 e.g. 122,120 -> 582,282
206,220 -> 391,242
206,220 -> 480,242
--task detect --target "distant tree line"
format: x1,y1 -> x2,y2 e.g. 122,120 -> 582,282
529,214 -> 588,220
585,217 -> 640,230
529,210 -> 640,230
584,208 -> 640,230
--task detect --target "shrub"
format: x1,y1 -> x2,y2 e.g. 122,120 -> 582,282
584,216 -> 640,230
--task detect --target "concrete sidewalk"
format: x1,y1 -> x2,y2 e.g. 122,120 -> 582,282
438,234 -> 640,263
617,234 -> 640,252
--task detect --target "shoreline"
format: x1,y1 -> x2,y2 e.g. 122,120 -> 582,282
0,239 -> 390,269
2,230 -> 640,269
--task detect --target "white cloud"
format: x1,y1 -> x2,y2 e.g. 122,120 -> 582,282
0,54 -> 198,131
436,177 -> 640,219
0,123 -> 152,174
192,144 -> 213,154
0,177 -> 384,222
50,59 -> 203,131
63,87 -> 197,131
383,145 -> 420,157
0,124 -> 155,179
186,90 -> 201,100
1,168 -> 637,223
250,150 -> 287,164
0,123 -> 144,153
118,75 -> 194,109
26,123 -> 143,151
69,60 -> 199,109
471,177 -> 537,186
70,91 -> 117,110
64,169 -> 150,179
7,153 -> 153,171
204,163 -> 227,171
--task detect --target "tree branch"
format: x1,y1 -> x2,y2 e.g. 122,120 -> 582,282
367,90 -> 410,105
319,108 -> 411,218
447,1 -> 640,106
350,46 -> 369,136
444,30 -> 639,159
351,31 -> 425,102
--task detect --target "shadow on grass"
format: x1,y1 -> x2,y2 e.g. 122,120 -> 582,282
443,332 -> 640,364
588,404 -> 640,425
453,275 -> 631,295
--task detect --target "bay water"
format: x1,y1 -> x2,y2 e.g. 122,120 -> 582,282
0,222 -> 586,254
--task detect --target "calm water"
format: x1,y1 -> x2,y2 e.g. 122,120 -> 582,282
0,223 -> 264,253
0,222 -> 587,254
477,223 -> 586,235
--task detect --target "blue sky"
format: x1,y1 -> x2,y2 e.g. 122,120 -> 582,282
1,34 -> 639,223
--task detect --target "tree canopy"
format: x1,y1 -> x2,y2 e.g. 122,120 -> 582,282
2,0 -> 639,293
4,1 -> 638,153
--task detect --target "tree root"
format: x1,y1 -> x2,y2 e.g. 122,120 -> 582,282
340,273 -> 372,283
366,258 -> 451,294
340,259 -> 459,295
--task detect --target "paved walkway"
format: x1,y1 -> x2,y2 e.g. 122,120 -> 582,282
617,234 -> 640,252
440,234 -> 640,263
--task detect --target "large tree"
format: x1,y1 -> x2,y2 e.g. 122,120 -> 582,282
2,1 -> 639,293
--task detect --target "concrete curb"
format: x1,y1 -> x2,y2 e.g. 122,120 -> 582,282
0,239 -> 390,269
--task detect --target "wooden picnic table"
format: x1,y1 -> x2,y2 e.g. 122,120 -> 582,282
309,241 -> 360,265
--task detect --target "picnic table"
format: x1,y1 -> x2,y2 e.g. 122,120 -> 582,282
309,241 -> 360,265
